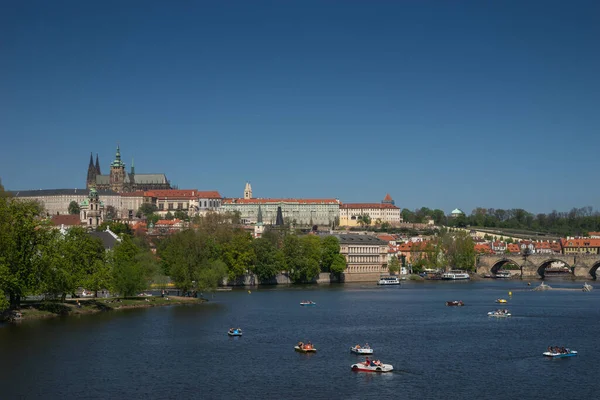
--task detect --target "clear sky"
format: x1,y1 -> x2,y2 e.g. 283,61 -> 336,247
2,0 -> 599,214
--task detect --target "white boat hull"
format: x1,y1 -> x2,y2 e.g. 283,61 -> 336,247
350,347 -> 374,355
351,363 -> 393,373
488,312 -> 511,318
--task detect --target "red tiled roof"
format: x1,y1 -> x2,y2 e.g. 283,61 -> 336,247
383,193 -> 393,201
340,203 -> 399,210
560,238 -> 600,247
223,198 -> 340,205
377,234 -> 396,242
120,191 -> 145,197
196,191 -> 221,198
50,214 -> 81,226
145,190 -> 199,198
507,244 -> 521,253
475,243 -> 492,253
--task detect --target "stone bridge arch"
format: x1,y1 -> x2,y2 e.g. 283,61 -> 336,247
590,262 -> 600,280
535,258 -> 572,278
490,258 -> 522,274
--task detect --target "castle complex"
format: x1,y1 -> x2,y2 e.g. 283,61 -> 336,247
86,146 -> 170,193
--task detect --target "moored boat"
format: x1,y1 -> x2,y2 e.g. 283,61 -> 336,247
350,344 -> 373,355
488,309 -> 511,318
446,300 -> 464,307
300,300 -> 316,306
441,270 -> 470,280
228,328 -> 243,336
351,359 -> 393,373
377,276 -> 400,285
494,270 -> 511,279
495,299 -> 507,304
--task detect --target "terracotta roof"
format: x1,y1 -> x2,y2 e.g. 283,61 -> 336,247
560,238 -> 600,247
50,214 -> 81,226
120,191 -> 144,197
383,193 -> 393,201
507,244 -> 521,253
377,234 -> 396,242
195,191 -> 221,198
223,198 -> 340,205
145,190 -> 198,198
534,242 -> 551,249
475,243 -> 492,253
155,219 -> 184,225
340,203 -> 399,210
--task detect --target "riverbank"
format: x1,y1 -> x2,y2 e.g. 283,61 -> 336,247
2,296 -> 206,323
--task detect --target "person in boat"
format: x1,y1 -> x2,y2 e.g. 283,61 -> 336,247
306,341 -> 312,349
355,344 -> 361,349
298,341 -> 304,349
364,357 -> 370,366
364,343 -> 370,349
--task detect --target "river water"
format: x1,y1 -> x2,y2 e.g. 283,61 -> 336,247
1,280 -> 599,400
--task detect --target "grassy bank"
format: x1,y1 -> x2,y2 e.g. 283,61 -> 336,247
3,296 -> 205,323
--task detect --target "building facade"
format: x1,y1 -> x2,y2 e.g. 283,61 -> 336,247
80,187 -> 104,228
144,190 -> 222,217
86,146 -> 171,193
335,234 -> 389,282
339,195 -> 402,227
560,238 -> 600,254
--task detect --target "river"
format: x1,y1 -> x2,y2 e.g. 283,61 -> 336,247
1,279 -> 599,400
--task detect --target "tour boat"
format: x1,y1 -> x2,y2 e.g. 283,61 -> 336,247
295,343 -> 316,353
495,299 -> 507,304
494,271 -> 511,279
350,345 -> 374,355
351,360 -> 394,373
300,301 -> 316,306
445,300 -> 464,307
377,276 -> 400,285
488,309 -> 511,318
543,349 -> 577,358
441,270 -> 470,280
228,328 -> 243,336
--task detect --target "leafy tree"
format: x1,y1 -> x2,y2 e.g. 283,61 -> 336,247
283,235 -> 321,282
196,260 -> 228,291
401,209 -> 415,223
0,198 -> 46,309
357,214 -> 372,227
388,255 -> 400,275
321,236 -> 341,272
330,254 -> 347,275
165,211 -> 174,220
138,203 -> 158,217
222,230 -> 255,279
97,221 -> 133,236
174,210 -> 189,221
68,200 -> 81,215
110,236 -> 148,297
252,238 -> 284,281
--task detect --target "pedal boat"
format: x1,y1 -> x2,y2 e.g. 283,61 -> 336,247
543,350 -> 577,358
350,346 -> 374,355
228,329 -> 243,336
351,361 -> 393,373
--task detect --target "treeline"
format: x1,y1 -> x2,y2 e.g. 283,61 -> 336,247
0,196 -> 163,310
410,230 -> 477,272
402,206 -> 600,236
156,213 -> 347,291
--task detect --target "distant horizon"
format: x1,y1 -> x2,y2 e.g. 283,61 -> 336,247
2,1 -> 599,215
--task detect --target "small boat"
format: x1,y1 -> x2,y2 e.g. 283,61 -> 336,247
543,349 -> 577,358
350,345 -> 374,355
351,360 -> 393,373
300,300 -> 316,306
378,276 -> 400,285
488,309 -> 511,318
228,328 -> 243,336
494,270 -> 511,279
446,300 -> 464,307
295,342 -> 316,353
441,270 -> 470,280
495,299 -> 507,304
582,282 -> 593,292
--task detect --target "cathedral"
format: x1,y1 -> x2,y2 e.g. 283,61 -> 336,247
86,146 -> 171,193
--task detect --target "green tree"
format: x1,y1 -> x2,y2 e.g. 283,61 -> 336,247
138,203 -> 158,217
283,235 -> 321,283
68,200 -> 81,215
222,230 -> 255,279
252,238 -> 284,281
330,254 -> 347,275
173,210 -> 189,221
388,255 -> 400,275
97,221 -> 133,236
0,198 -> 46,309
105,205 -> 117,221
357,214 -> 372,227
165,211 -> 175,220
110,236 -> 148,297
321,236 -> 341,272
196,260 -> 228,291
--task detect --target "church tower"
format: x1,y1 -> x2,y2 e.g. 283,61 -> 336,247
86,153 -> 97,189
95,154 -> 101,175
109,145 -> 126,192
244,182 -> 253,199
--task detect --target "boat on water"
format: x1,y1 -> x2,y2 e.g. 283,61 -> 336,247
488,309 -> 511,318
495,299 -> 508,304
350,344 -> 373,355
441,270 -> 470,280
582,282 -> 593,292
295,342 -> 316,353
228,328 -> 243,336
300,300 -> 316,306
351,359 -> 393,373
494,270 -> 512,279
533,282 -> 552,291
446,300 -> 464,307
377,276 -> 400,285
543,348 -> 577,358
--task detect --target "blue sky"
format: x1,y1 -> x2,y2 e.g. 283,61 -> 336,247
2,0 -> 599,214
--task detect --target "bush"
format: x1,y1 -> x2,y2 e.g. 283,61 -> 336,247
37,302 -> 71,315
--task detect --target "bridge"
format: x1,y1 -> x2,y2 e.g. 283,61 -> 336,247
476,253 -> 600,279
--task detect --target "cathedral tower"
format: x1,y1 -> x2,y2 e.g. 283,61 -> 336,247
86,153 -> 97,189
109,145 -> 126,192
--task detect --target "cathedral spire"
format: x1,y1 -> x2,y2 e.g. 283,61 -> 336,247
95,153 -> 101,174
131,157 -> 135,175
88,152 -> 94,168
86,152 -> 97,189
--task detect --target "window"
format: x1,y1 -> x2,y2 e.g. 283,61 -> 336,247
159,204 -> 164,210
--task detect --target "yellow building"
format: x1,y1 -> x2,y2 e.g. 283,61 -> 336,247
339,194 -> 401,227
560,238 -> 600,254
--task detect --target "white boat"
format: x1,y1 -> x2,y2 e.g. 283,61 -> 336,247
441,270 -> 470,280
488,309 -> 511,318
351,360 -> 393,373
494,270 -> 511,279
378,276 -> 400,285
543,349 -> 577,358
300,301 -> 316,306
350,345 -> 373,355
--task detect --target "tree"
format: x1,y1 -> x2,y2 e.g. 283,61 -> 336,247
357,214 -> 371,227
105,205 -> 117,221
253,238 -> 284,282
388,255 -> 400,275
173,210 -> 189,221
330,254 -> 347,275
401,209 -> 416,223
0,198 -> 46,309
165,211 -> 174,220
68,201 -> 81,215
283,235 -> 320,283
110,236 -> 148,297
138,203 -> 158,217
321,236 -> 341,272
97,221 -> 133,236
221,230 -> 255,279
